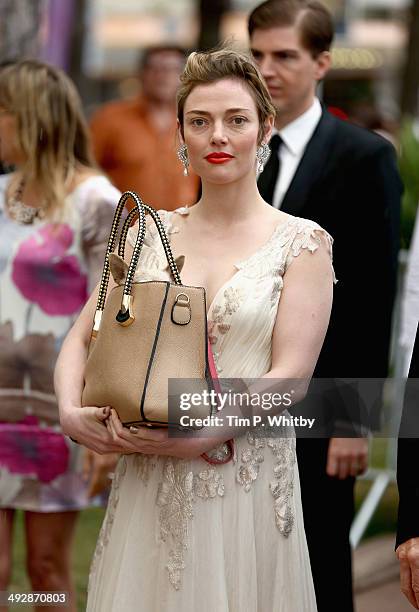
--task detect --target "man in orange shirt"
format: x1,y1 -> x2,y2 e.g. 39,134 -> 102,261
90,45 -> 199,211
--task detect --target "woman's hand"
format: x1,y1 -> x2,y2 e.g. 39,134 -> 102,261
60,404 -> 125,454
106,409 -> 225,459
82,448 -> 120,498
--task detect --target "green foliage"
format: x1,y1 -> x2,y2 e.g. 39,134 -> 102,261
399,120 -> 419,249
355,480 -> 398,538
354,438 -> 398,539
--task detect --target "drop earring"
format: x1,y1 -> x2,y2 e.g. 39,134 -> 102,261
256,142 -> 270,174
177,144 -> 189,176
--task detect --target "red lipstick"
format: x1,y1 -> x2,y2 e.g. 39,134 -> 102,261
205,152 -> 234,164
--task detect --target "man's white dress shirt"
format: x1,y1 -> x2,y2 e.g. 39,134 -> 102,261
271,97 -> 322,209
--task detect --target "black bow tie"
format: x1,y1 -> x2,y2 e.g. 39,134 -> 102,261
258,134 -> 283,205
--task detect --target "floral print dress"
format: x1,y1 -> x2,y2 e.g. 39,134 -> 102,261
0,174 -> 120,511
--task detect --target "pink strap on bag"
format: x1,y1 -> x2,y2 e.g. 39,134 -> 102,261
207,338 -> 220,385
201,340 -> 234,465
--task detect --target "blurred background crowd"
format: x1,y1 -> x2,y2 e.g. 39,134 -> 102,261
1,1 -> 419,610
1,0 -> 418,237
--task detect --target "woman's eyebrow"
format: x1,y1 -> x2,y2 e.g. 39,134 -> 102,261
185,107 -> 252,115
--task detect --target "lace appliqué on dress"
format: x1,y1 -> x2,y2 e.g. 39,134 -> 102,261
284,223 -> 336,283
194,467 -> 225,499
202,442 -> 234,464
88,456 -> 127,589
156,459 -> 225,590
157,460 -> 194,591
237,430 -> 266,492
237,430 -> 296,537
208,286 -> 244,356
267,437 -> 296,537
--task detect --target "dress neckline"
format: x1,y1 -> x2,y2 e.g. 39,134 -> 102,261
166,208 -> 299,317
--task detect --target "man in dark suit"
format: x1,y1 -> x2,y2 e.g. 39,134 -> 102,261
248,1 -> 402,611
397,328 -> 419,609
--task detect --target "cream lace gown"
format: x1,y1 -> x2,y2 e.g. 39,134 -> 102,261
87,208 -> 334,612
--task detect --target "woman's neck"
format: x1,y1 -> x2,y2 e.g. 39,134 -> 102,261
193,170 -> 267,226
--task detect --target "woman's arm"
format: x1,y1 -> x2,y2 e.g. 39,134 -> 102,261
253,230 -> 334,400
55,285 -> 97,419
54,282 -> 123,454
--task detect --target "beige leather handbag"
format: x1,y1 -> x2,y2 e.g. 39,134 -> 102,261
82,191 -> 215,428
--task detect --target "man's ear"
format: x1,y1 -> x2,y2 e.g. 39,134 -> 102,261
314,51 -> 331,81
263,114 -> 275,143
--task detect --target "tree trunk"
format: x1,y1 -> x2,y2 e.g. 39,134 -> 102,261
197,0 -> 230,51
401,0 -> 419,117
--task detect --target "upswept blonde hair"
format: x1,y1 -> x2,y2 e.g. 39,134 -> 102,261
0,60 -> 96,215
177,47 -> 276,144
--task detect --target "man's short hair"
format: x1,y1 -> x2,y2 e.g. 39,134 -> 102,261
248,0 -> 334,58
138,45 -> 186,71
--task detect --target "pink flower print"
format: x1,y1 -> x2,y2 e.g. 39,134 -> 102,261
0,415 -> 69,484
12,224 -> 88,315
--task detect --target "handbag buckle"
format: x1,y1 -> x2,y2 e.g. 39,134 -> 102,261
171,293 -> 191,325
116,294 -> 135,326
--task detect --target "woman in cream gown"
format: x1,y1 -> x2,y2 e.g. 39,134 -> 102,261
88,208 -> 333,612
55,48 -> 334,611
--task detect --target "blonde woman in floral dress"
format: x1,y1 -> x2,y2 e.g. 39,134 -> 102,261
56,49 -> 335,611
0,61 -> 120,610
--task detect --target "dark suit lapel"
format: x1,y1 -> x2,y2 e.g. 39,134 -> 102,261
281,110 -> 337,216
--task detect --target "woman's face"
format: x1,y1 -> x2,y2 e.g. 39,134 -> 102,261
181,77 -> 272,184
0,108 -> 25,166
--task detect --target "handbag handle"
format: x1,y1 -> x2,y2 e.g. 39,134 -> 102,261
92,190 -> 182,336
